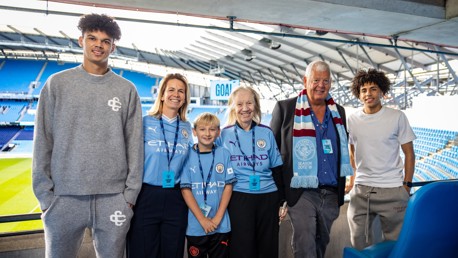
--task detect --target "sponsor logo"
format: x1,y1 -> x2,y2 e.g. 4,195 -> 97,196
147,126 -> 157,133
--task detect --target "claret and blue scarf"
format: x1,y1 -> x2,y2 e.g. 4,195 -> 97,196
291,89 -> 353,188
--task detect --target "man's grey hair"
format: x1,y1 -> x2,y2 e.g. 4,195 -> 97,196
304,60 -> 330,78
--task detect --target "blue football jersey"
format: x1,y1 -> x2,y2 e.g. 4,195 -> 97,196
143,115 -> 193,186
181,145 -> 236,236
220,123 -> 283,193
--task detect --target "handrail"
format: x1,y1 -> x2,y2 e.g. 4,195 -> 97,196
0,213 -> 41,223
0,213 -> 43,237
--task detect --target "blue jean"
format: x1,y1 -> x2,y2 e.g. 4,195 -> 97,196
288,189 -> 339,258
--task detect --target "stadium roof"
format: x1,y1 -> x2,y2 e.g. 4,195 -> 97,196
1,0 -> 457,107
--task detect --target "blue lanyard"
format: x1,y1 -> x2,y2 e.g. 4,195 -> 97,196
159,116 -> 179,171
234,124 -> 256,174
196,145 -> 215,204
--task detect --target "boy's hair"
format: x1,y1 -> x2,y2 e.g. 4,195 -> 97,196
78,13 -> 121,41
351,69 -> 391,98
193,112 -> 220,129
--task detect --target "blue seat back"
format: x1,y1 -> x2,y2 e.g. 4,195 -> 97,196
389,180 -> 458,257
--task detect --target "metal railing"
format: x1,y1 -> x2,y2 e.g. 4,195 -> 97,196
0,213 -> 43,237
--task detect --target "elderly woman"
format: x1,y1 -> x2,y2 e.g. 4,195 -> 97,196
219,86 -> 285,258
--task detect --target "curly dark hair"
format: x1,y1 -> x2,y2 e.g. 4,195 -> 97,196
77,14 -> 121,41
350,69 -> 390,98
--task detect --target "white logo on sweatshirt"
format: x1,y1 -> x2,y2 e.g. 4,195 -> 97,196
108,97 -> 122,111
110,211 -> 126,226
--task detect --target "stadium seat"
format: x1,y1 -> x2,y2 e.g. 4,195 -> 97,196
343,180 -> 458,258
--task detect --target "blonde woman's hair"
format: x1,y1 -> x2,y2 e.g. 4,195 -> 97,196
225,86 -> 261,126
148,73 -> 190,121
193,112 -> 220,129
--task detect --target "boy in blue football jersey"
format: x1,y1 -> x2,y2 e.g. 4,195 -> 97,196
181,113 -> 237,258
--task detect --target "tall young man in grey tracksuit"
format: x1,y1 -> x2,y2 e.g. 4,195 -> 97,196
32,14 -> 143,258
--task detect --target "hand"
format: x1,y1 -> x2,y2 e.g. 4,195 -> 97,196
211,216 -> 222,227
199,217 -> 218,234
403,185 -> 411,194
345,183 -> 354,194
279,202 -> 288,225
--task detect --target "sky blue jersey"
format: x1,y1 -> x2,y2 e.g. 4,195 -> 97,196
219,123 -> 283,194
143,115 -> 193,186
181,145 -> 237,236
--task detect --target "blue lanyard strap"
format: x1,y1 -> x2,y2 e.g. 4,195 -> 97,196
196,145 -> 215,204
159,116 -> 180,171
234,125 -> 256,174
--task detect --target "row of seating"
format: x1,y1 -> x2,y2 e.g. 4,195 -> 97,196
0,59 -> 159,98
442,146 -> 458,159
0,100 -> 27,122
423,157 -> 458,179
412,126 -> 457,140
415,162 -> 449,180
0,126 -> 21,149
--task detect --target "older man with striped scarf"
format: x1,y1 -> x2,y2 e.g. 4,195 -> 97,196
271,60 -> 352,258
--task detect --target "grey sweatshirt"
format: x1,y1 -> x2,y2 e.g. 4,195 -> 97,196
32,65 -> 143,210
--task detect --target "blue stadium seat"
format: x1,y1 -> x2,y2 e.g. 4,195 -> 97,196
343,180 -> 458,258
32,61 -> 79,95
0,59 -> 44,93
119,70 -> 159,98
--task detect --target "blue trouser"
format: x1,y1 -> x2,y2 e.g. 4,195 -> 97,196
42,193 -> 133,258
288,189 -> 339,258
127,183 -> 188,258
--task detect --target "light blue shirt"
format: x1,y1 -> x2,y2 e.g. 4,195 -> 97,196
143,115 -> 193,186
219,123 -> 283,193
180,145 -> 236,236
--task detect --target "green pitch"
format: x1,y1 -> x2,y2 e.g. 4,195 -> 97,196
0,157 -> 43,234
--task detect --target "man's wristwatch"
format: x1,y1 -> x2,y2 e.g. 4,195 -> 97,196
403,181 -> 413,187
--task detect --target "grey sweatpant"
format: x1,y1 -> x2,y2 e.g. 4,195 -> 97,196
41,193 -> 134,258
347,184 -> 410,250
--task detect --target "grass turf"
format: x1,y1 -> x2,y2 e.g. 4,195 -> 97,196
0,158 -> 43,233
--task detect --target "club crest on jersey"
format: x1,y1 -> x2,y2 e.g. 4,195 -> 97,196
215,163 -> 224,174
256,139 -> 266,149
181,128 -> 189,139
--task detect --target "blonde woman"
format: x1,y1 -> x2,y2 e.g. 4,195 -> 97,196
219,86 -> 285,258
127,73 -> 193,258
